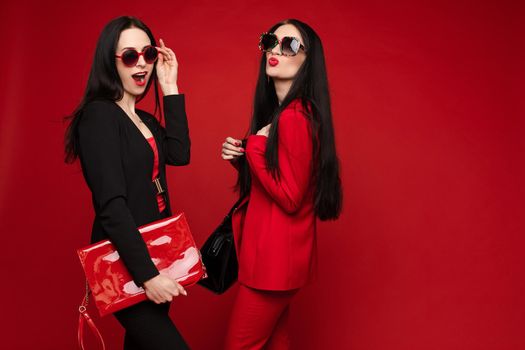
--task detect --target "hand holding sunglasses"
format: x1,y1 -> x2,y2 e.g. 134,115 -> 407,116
155,38 -> 179,95
258,32 -> 305,57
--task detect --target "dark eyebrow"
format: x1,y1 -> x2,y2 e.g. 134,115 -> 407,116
119,45 -> 151,52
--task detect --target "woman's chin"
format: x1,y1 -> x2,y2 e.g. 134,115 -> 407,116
265,72 -> 294,82
124,85 -> 147,97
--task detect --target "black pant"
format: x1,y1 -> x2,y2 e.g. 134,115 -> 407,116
114,300 -> 189,350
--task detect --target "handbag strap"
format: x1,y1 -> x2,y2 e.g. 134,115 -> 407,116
78,282 -> 106,350
227,196 -> 247,218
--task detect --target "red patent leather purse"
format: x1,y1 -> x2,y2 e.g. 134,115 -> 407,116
76,213 -> 206,349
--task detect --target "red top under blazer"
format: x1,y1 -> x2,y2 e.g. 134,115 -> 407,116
232,99 -> 316,291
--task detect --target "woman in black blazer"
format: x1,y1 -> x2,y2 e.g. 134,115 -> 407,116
65,16 -> 190,349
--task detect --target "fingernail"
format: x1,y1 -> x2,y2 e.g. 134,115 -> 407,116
235,142 -> 240,146
240,148 -> 245,152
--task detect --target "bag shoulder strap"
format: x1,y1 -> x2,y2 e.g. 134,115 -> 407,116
227,196 -> 247,218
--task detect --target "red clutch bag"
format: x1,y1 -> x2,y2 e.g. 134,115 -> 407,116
77,213 -> 206,317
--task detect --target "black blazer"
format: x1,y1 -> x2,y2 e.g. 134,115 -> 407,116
78,94 -> 190,285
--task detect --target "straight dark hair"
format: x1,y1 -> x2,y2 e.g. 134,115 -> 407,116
64,16 -> 161,163
237,19 -> 342,220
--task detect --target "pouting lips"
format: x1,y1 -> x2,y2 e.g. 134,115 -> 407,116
132,72 -> 147,82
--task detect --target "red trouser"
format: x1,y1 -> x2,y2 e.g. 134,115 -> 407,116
225,284 -> 298,350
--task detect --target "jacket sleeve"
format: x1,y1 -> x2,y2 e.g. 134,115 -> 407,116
161,94 -> 191,165
245,107 -> 313,214
78,102 -> 159,286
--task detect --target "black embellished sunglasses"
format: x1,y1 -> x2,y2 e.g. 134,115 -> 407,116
115,46 -> 159,67
258,32 -> 305,57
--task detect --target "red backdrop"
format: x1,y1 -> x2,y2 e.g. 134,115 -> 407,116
1,1 -> 523,349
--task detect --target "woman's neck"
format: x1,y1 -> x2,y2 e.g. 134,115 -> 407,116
116,92 -> 136,115
273,78 -> 293,105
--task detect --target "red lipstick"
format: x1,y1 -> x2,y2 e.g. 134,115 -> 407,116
132,72 -> 147,87
268,57 -> 279,67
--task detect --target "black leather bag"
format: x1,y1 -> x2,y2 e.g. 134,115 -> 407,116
198,198 -> 245,294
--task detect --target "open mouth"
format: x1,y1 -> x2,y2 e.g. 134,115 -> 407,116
132,72 -> 147,84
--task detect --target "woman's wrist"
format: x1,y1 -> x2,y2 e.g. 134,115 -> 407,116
161,84 -> 179,96
142,272 -> 161,288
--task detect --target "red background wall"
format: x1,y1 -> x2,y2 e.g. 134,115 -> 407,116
1,1 -> 523,349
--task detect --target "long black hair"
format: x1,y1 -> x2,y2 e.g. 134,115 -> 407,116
64,16 -> 161,163
237,19 -> 342,221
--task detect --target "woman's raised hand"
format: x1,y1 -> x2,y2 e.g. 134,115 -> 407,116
221,137 -> 245,161
156,38 -> 179,95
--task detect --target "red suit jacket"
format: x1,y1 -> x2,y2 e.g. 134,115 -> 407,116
232,100 -> 317,291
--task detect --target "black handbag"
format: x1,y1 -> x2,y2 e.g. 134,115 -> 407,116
198,197 -> 245,294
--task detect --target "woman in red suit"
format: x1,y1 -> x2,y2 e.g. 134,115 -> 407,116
221,19 -> 343,349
